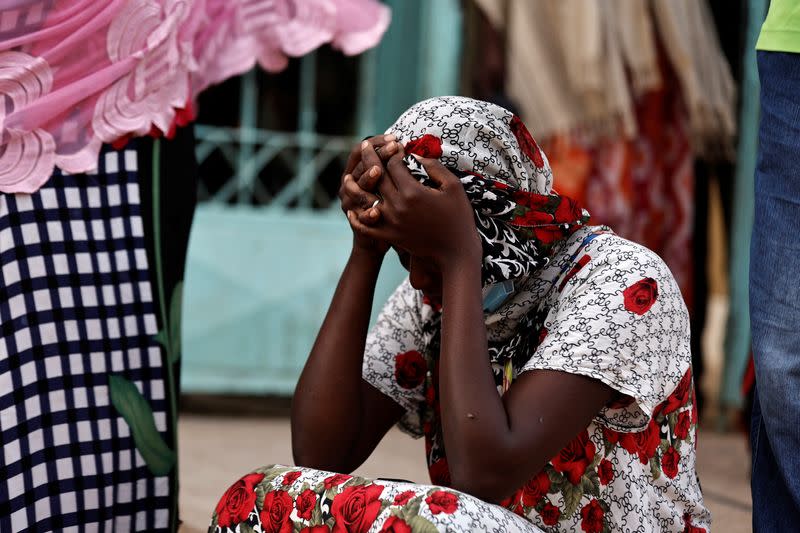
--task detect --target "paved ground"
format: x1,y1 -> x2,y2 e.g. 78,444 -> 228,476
178,415 -> 752,532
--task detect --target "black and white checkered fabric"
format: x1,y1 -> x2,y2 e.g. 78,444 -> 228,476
0,147 -> 171,531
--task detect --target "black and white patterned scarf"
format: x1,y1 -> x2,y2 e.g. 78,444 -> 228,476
386,96 -> 590,372
388,96 -> 589,288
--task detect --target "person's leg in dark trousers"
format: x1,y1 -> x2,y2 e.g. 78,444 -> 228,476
750,51 -> 800,531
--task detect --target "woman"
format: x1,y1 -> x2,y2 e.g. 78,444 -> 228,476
211,97 -> 710,532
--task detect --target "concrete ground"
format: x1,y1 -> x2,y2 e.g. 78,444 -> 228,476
178,415 -> 752,533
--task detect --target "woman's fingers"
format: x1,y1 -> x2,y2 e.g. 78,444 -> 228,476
345,134 -> 390,175
359,137 -> 399,191
347,209 -> 391,242
410,154 -> 461,188
386,146 -> 427,192
341,174 -> 382,223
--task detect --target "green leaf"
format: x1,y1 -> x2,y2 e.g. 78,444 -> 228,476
561,481 -> 584,519
407,515 -> 440,533
650,457 -> 661,480
582,472 -> 600,497
590,451 -> 602,469
153,329 -> 169,350
108,374 -> 175,475
404,496 -> 422,519
168,281 -> 183,363
256,485 -> 266,511
311,504 -> 323,525
396,496 -> 422,522
240,524 -> 256,533
547,469 -> 566,492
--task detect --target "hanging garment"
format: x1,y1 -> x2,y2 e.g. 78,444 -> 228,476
542,75 -> 695,311
0,132 -> 197,532
0,0 -> 390,193
472,0 -> 735,156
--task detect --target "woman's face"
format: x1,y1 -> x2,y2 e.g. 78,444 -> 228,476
395,248 -> 442,305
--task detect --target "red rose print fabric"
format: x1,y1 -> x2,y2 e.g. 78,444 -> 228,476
210,466 -> 537,533
362,227 -> 709,531
214,472 -> 265,527
394,351 -> 426,389
403,134 -> 443,159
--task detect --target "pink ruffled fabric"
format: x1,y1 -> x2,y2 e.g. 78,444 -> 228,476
0,0 -> 390,193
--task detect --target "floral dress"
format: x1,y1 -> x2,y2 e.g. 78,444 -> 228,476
210,227 -> 710,533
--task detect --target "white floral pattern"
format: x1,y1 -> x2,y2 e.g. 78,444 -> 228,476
210,465 -> 542,533
362,227 -> 711,532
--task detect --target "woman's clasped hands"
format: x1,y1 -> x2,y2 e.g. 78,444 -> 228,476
338,135 -> 481,269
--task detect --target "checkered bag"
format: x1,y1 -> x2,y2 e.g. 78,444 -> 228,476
0,148 -> 171,531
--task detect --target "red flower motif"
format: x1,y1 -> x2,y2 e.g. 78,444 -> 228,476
421,294 -> 442,312
404,134 -> 443,159
622,278 -> 659,315
674,411 -> 692,439
323,473 -> 352,490
533,225 -> 566,246
331,483 -> 385,533
554,195 -> 584,223
425,490 -> 459,515
657,369 -> 693,416
619,419 -> 662,464
428,458 -> 451,486
296,489 -> 317,520
498,488 -> 523,510
558,254 -> 591,291
598,459 -> 614,485
511,207 -> 554,227
521,470 -> 551,506
661,446 -> 680,479
300,527 -> 331,533
580,499 -> 605,533
394,350 -> 427,389
537,327 -> 548,345
551,430 -> 596,485
512,191 -> 551,210
379,516 -> 412,533
540,503 -> 561,526
214,472 -> 265,527
259,490 -> 294,533
683,514 -> 707,533
282,470 -> 302,486
510,115 -> 545,168
393,490 -> 416,506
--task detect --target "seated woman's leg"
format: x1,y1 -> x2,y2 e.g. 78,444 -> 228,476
210,465 -> 541,533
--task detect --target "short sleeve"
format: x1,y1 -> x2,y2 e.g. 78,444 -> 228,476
362,278 -> 430,437
520,237 -> 691,432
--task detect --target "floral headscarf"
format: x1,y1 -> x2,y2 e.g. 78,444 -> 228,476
387,96 -> 589,286
385,96 -> 590,371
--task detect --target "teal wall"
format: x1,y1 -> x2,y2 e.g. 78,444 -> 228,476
181,1 -> 463,395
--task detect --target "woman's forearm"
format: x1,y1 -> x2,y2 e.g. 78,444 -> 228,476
291,248 -> 383,469
437,257 -> 516,499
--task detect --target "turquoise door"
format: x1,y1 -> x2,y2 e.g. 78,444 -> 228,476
181,0 -> 463,395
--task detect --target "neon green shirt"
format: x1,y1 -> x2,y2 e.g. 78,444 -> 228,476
757,0 -> 800,53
